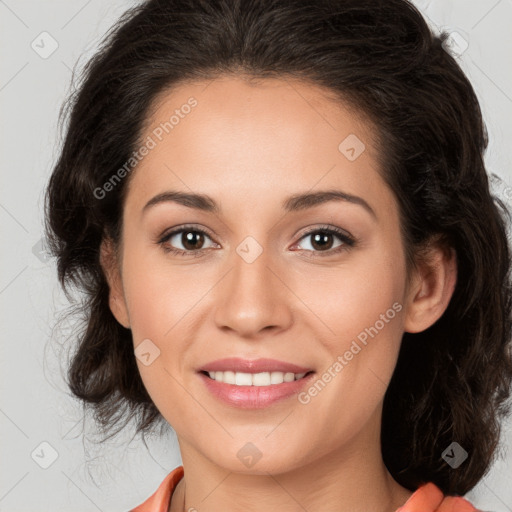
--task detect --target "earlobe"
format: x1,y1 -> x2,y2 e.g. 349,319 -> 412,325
403,244 -> 457,334
99,238 -> 131,329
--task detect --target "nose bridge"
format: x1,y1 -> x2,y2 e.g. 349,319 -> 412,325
213,235 -> 292,336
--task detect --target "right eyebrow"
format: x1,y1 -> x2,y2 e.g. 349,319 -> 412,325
142,191 -> 219,215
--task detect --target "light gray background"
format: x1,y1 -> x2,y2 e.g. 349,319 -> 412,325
1,1 -> 511,511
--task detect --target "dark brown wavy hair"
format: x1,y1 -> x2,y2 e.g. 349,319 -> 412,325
44,0 -> 512,497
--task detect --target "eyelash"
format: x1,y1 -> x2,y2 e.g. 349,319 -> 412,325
157,224 -> 357,258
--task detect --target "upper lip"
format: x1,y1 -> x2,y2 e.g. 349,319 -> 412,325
199,358 -> 314,374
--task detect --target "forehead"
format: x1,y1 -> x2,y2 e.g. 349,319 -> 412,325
124,75 -> 392,218
143,75 -> 376,155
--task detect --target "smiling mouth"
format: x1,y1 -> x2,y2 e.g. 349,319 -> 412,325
199,370 -> 315,386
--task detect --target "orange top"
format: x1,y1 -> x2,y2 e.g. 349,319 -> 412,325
130,465 -> 479,512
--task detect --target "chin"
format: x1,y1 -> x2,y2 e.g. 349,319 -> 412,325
214,443 -> 305,475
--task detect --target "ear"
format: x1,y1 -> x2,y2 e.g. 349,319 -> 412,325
99,237 -> 130,329
403,239 -> 457,333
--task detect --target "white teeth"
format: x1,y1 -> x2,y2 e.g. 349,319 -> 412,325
223,371 -> 236,384
252,372 -> 271,386
235,372 -> 253,386
205,370 -> 308,386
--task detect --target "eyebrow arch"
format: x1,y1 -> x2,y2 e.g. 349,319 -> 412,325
142,189 -> 376,219
143,191 -> 219,214
283,190 -> 376,219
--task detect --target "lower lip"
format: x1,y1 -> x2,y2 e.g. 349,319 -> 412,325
198,372 -> 315,409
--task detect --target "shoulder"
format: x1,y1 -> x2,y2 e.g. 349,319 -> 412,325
129,465 -> 184,512
396,482 -> 480,512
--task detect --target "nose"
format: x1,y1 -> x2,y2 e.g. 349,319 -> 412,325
213,242 -> 294,339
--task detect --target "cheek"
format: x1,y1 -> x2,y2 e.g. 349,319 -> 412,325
121,246 -> 202,341
291,234 -> 406,351
121,252 -> 195,424
290,238 -> 406,412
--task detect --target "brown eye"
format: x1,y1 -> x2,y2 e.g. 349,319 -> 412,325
294,227 -> 355,255
158,226 -> 218,256
180,230 -> 206,250
309,232 -> 335,251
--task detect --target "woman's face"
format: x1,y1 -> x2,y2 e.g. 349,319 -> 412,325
107,76 -> 418,473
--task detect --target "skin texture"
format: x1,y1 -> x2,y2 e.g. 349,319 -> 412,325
101,76 -> 457,512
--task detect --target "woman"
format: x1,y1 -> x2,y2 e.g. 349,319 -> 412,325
44,0 -> 512,511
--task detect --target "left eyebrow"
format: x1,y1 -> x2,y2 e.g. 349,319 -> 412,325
142,188 -> 376,220
282,190 -> 376,219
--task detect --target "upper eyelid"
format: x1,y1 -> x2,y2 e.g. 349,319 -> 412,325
296,224 -> 352,239
159,224 -> 215,240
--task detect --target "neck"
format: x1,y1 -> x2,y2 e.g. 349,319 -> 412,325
169,411 -> 413,512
